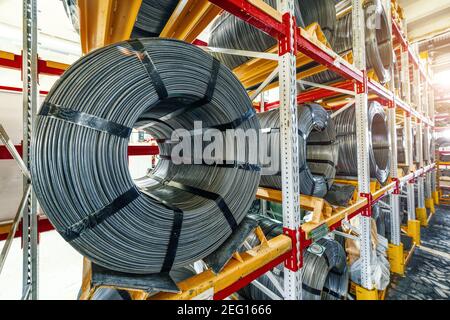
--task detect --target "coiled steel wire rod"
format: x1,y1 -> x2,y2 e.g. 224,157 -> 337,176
31,38 -> 260,274
308,0 -> 393,85
208,0 -> 304,70
241,216 -> 349,301
333,101 -> 391,184
258,103 -> 338,198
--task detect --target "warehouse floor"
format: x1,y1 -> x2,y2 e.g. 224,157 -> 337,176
387,206 -> 450,300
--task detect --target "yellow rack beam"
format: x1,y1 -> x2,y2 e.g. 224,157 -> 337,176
160,0 -> 222,43
256,187 -> 368,238
80,232 -> 291,300
78,0 -> 143,54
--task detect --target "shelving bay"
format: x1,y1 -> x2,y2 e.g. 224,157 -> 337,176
0,0 -> 438,300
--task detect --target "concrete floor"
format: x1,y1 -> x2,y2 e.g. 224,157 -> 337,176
387,206 -> 450,300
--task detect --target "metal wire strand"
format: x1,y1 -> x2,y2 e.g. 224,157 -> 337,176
333,101 -> 391,184
31,38 -> 260,274
258,103 -> 338,197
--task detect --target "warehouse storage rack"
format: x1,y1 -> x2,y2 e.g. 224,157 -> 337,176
0,0 -> 436,300
436,150 -> 450,205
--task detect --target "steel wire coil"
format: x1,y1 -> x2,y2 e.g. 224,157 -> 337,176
397,127 -> 407,164
302,238 -> 348,300
208,0 -> 304,70
241,218 -> 349,301
132,0 -> 179,37
258,103 -> 338,197
334,101 -> 391,184
299,0 -> 337,45
61,0 -> 179,38
307,0 -> 393,85
31,38 -> 261,274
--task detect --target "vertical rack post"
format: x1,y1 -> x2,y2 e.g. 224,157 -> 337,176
22,0 -> 39,300
385,0 -> 401,247
414,65 -> 426,225
402,47 -> 417,230
352,0 -> 373,292
423,74 -> 433,213
277,0 -> 302,300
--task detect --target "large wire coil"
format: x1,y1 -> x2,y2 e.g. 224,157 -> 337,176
334,101 -> 391,184
61,0 -> 179,38
308,0 -> 393,85
132,0 -> 180,37
31,38 -> 261,274
258,103 -> 338,197
302,238 -> 349,300
241,216 -> 349,301
208,0 -> 305,70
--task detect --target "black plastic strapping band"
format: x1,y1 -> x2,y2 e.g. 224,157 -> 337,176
161,209 -> 183,272
210,109 -> 256,131
158,154 -> 260,172
302,283 -> 322,296
306,159 -> 336,167
139,188 -> 184,272
167,180 -> 238,232
307,140 -> 336,146
39,102 -> 132,139
61,187 -> 140,241
136,57 -> 220,128
323,286 -> 346,300
128,39 -> 168,100
298,128 -> 308,141
148,175 -> 238,232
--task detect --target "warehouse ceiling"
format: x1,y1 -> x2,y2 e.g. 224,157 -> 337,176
398,0 -> 450,42
0,0 -> 80,63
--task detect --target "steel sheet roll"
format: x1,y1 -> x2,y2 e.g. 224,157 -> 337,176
31,38 -> 260,274
208,0 -> 304,70
308,0 -> 393,85
258,103 -> 338,197
334,101 -> 391,184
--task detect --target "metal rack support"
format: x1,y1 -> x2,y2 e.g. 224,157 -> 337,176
352,0 -> 372,290
277,0 -> 302,300
21,0 -> 39,300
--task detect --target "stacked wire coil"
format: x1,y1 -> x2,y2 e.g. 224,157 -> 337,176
208,0 -> 304,70
302,238 -> 349,300
258,103 -> 338,198
61,0 -> 179,38
241,217 -> 349,301
334,101 -> 391,184
31,38 -> 261,274
307,0 -> 393,85
299,0 -> 337,46
132,0 -> 180,37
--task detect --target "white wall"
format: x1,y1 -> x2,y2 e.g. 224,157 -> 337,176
0,230 -> 82,300
0,91 -> 46,223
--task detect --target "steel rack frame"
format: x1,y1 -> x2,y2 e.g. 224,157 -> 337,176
73,0 -> 436,300
0,0 -> 437,300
